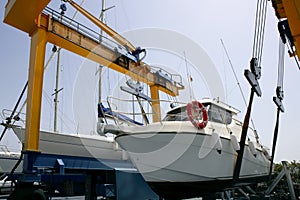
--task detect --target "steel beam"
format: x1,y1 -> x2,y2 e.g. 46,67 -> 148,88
24,27 -> 47,152
150,85 -> 161,122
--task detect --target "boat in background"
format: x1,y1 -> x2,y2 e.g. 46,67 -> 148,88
0,145 -> 22,174
113,98 -> 271,199
12,125 -> 129,162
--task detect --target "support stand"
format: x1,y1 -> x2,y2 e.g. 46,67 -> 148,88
265,161 -> 296,200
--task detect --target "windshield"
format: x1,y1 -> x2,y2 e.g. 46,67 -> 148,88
163,103 -> 232,124
208,104 -> 232,124
163,103 -> 208,122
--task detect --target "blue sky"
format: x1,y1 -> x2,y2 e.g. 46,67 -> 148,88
0,0 -> 300,163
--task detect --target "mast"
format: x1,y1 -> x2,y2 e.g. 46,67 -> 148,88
98,0 -> 105,104
97,0 -> 114,127
54,48 -> 61,132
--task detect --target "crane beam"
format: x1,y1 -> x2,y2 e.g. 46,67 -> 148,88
281,0 -> 300,59
4,0 -> 50,34
63,0 -> 136,52
271,0 -> 300,59
42,12 -> 182,96
150,85 -> 161,122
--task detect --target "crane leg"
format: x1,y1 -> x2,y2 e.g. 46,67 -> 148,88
24,27 -> 47,153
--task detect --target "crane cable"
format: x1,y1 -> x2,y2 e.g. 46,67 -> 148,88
233,0 -> 268,182
252,0 -> 268,66
249,0 -> 268,141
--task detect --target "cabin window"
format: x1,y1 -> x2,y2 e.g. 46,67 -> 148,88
163,104 -> 208,122
163,103 -> 232,124
208,104 -> 232,124
163,106 -> 189,121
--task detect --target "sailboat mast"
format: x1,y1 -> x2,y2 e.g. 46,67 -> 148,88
98,0 -> 105,104
98,0 -> 115,107
54,48 -> 61,132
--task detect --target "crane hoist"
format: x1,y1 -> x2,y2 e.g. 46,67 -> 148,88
271,0 -> 300,63
4,0 -> 184,153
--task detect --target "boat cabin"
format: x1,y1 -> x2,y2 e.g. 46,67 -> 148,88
163,98 -> 240,125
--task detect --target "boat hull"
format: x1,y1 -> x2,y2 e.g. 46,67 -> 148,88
0,153 -> 22,174
12,126 -> 129,163
115,123 -> 270,198
148,175 -> 268,199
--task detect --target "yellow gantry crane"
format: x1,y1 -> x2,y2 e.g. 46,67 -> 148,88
4,0 -> 184,152
271,0 -> 300,60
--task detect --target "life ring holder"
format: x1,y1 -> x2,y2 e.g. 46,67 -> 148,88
186,101 -> 208,129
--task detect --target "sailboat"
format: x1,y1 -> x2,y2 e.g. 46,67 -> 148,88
0,144 -> 22,174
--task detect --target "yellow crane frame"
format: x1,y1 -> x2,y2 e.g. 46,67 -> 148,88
4,0 -> 183,152
271,0 -> 300,59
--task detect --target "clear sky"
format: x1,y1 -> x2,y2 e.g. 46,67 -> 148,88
0,0 -> 300,163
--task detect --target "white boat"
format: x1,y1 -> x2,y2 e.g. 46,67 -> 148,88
0,145 -> 22,174
113,98 -> 271,199
11,125 -> 133,169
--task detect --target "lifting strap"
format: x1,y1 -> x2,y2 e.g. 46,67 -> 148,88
269,39 -> 285,179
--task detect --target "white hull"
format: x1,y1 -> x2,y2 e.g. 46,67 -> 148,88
12,126 -> 129,162
0,153 -> 22,174
115,121 -> 271,198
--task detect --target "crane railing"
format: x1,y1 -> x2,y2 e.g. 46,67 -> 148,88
44,7 -> 126,55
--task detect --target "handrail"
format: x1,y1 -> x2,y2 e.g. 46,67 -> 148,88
105,96 -> 188,125
44,7 -> 127,54
1,109 -> 26,124
0,145 -> 10,154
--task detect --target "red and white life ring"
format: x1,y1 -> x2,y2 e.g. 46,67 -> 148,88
186,101 -> 208,129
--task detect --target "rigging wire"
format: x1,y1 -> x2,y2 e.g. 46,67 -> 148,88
183,51 -> 194,101
221,40 -> 247,106
220,39 -> 259,143
0,82 -> 28,141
